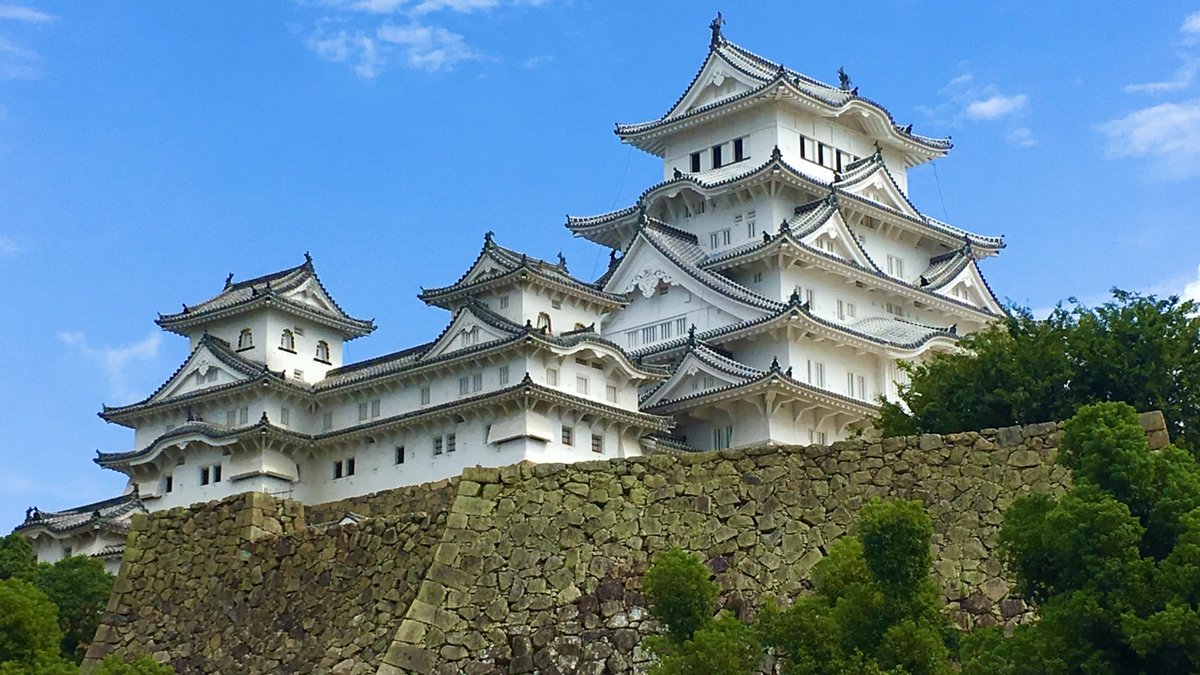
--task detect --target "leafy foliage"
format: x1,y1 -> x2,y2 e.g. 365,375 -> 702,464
0,578 -> 74,674
963,403 -> 1200,673
877,291 -> 1200,454
0,534 -> 38,583
93,654 -> 175,675
36,556 -> 114,663
642,548 -> 720,645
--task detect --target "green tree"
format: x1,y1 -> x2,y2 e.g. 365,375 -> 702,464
0,533 -> 37,583
0,578 -> 75,674
963,402 -> 1200,673
93,654 -> 175,674
36,556 -> 114,663
878,291 -> 1200,454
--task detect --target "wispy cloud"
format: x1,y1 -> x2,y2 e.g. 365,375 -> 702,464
0,234 -> 21,256
1124,59 -> 1198,94
1185,263 -> 1200,303
58,331 -> 162,403
0,5 -> 54,23
1006,127 -> 1037,148
1098,99 -> 1200,180
965,94 -> 1028,120
297,0 -> 548,77
918,72 -> 1032,142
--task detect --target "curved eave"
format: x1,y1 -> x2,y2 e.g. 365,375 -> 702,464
418,266 -> 626,311
14,519 -> 130,537
645,371 -> 879,416
100,373 -> 306,427
95,420 -> 307,470
157,293 -> 376,340
616,75 -> 950,166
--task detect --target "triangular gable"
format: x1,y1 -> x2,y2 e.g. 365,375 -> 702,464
601,231 -> 773,330
420,305 -> 520,361
457,249 -> 515,287
798,210 -> 876,270
151,342 -> 256,403
641,350 -> 752,407
668,51 -> 761,118
282,277 -> 339,315
932,261 -> 1004,315
837,161 -> 921,219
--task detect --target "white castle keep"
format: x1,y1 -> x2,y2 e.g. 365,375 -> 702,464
15,17 -> 1004,570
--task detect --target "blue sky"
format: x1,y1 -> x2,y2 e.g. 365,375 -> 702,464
2,1 -> 1199,531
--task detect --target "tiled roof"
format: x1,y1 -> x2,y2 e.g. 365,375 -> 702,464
616,38 -> 951,154
921,245 -> 974,289
157,254 -> 375,338
419,233 -> 624,308
14,493 -> 144,535
645,366 -> 880,413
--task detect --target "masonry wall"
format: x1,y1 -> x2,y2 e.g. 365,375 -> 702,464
85,415 -> 1171,675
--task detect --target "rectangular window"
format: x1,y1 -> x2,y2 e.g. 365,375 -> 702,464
446,433 -> 456,453
886,302 -> 905,317
499,365 -> 509,385
459,377 -> 470,396
420,387 -> 431,405
712,425 -> 733,450
711,144 -> 723,168
205,369 -> 218,383
857,375 -> 867,400
753,271 -> 763,283
213,464 -> 221,482
746,210 -> 757,238
709,232 -> 720,249
801,136 -> 814,161
433,436 -> 443,455
63,546 -> 72,557
809,430 -> 827,444
333,460 -> 343,479
293,369 -> 304,381
953,285 -> 969,300
837,300 -> 856,320
164,475 -> 173,493
642,324 -> 657,343
499,295 -> 510,309
551,299 -> 562,310
807,360 -> 826,387
358,402 -> 369,421
820,143 -> 837,169
733,137 -> 745,162
722,228 -> 731,245
200,466 -> 209,486
626,331 -> 638,347
226,410 -> 236,427
546,368 -> 559,386
887,255 -> 905,278
395,446 -> 405,464
238,407 -> 248,425
606,384 -> 618,403
562,425 -> 574,446
473,373 -> 483,392
576,376 -> 589,395
280,407 -> 290,426
676,317 -> 687,334
690,152 -> 701,172
371,400 -> 380,417
322,412 -> 333,431
591,433 -> 604,454
347,458 -> 355,476
659,320 -> 672,339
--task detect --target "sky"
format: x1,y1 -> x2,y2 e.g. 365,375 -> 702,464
2,1 -> 1199,532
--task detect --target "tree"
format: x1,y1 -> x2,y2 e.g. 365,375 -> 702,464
93,654 -> 175,675
0,534 -> 37,583
962,402 -> 1200,673
0,578 -> 75,674
877,291 -> 1200,454
36,556 -> 115,663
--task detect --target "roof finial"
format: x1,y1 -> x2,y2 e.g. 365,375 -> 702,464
609,248 -> 619,267
949,323 -> 958,335
557,251 -> 568,270
673,167 -> 683,179
484,230 -> 494,244
826,190 -> 839,207
181,303 -> 189,313
709,11 -> 725,49
789,289 -> 801,305
304,251 -> 313,265
224,273 -> 234,288
770,145 -> 782,161
687,324 -> 696,346
779,218 -> 791,234
837,67 -> 852,91
770,356 -> 780,372
785,366 -> 793,378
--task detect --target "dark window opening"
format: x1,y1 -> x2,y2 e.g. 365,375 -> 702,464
711,144 -> 723,169
690,152 -> 701,172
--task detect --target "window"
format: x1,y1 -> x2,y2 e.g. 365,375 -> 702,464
753,271 -> 763,284
163,475 -> 173,493
807,360 -> 826,387
708,228 -> 731,249
676,317 -> 687,334
293,369 -> 304,381
733,137 -> 746,162
358,402 -> 369,421
795,286 -> 816,309
226,410 -> 236,426
801,136 -> 815,161
280,407 -> 291,426
461,327 -> 478,347
395,446 -> 405,465
447,432 -> 456,453
551,299 -> 562,310
576,376 -> 589,396
200,463 -> 222,486
816,236 -> 835,253
237,328 -> 254,350
472,373 -> 483,392
197,368 -> 217,384
886,302 -> 905,317
433,436 -> 443,455
200,466 -> 209,485
293,326 -> 305,336
546,368 -> 559,386
887,255 -> 905,279
606,384 -> 618,403
562,425 -> 574,446
953,284 -> 969,300
837,300 -> 856,320
846,373 -> 867,400
499,295 -> 510,309
712,425 -> 733,450
819,142 -> 836,169
836,150 -> 856,172
809,430 -> 828,444
280,329 -> 296,352
498,365 -> 509,385
239,407 -> 248,425
536,312 -> 552,333
711,144 -> 723,168
420,387 -> 431,405
459,377 -> 470,396
62,546 -> 73,558
591,433 -> 604,454
322,412 -> 333,431
746,210 -> 757,238
688,152 -> 700,172
641,325 -> 657,344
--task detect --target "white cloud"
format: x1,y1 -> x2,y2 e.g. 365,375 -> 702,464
522,54 -> 552,69
1006,127 -> 1037,148
377,23 -> 476,70
1185,263 -> 1200,303
305,21 -> 475,76
0,4 -> 54,23
411,0 -> 498,14
0,234 -> 21,255
58,330 -> 162,403
965,94 -> 1028,120
1184,11 -> 1200,43
1098,99 -> 1200,180
1125,60 -> 1198,94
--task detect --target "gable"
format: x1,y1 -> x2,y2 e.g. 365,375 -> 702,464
420,308 -> 516,361
282,278 -> 339,314
458,251 -> 512,287
151,344 -> 253,403
669,53 -> 761,118
933,262 -> 1004,314
641,352 -> 748,407
838,166 -> 920,219
799,211 -> 875,269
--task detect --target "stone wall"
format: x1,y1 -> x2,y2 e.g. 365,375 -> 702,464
86,416 -> 1170,674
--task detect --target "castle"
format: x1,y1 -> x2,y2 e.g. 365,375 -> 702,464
15,16 -> 1004,572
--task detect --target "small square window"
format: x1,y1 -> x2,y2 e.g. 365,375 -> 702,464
562,425 -> 574,446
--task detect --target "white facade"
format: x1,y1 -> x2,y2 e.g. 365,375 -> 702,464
16,18 -> 1006,564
